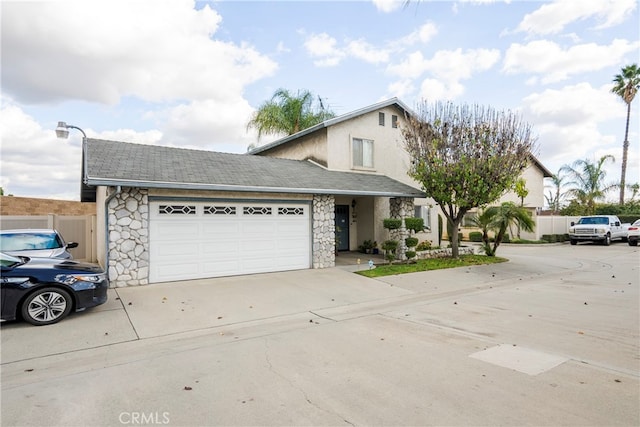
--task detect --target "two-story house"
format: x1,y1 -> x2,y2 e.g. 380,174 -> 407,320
251,98 -> 552,246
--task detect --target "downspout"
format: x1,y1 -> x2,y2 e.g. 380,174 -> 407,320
104,186 -> 122,281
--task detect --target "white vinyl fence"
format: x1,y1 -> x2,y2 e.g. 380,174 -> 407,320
0,214 -> 97,262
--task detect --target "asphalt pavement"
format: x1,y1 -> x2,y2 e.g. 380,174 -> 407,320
1,242 -> 638,426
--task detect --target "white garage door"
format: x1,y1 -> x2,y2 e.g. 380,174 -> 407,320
149,201 -> 311,283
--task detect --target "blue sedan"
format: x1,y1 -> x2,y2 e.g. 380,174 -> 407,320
1,252 -> 109,326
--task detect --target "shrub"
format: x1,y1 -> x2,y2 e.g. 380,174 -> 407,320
383,218 -> 402,230
405,237 -> 419,248
469,231 -> 483,242
405,217 -> 424,233
405,251 -> 416,261
416,241 -> 432,251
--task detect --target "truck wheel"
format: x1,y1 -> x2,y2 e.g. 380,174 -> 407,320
570,239 -> 577,245
603,234 -> 611,246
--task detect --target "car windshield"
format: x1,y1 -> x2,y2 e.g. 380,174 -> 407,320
0,232 -> 63,251
577,217 -> 609,225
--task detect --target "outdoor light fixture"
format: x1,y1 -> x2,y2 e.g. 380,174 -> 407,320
56,121 -> 92,202
56,121 -> 86,139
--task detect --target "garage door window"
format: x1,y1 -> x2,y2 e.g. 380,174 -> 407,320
244,206 -> 272,215
278,207 -> 304,215
159,205 -> 196,215
204,206 -> 237,215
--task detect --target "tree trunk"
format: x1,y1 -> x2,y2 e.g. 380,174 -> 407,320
620,102 -> 631,205
450,224 -> 460,258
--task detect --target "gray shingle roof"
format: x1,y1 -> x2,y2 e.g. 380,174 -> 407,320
85,139 -> 424,198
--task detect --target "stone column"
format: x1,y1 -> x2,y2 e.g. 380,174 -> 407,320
107,188 -> 149,286
312,195 -> 335,268
389,197 -> 414,261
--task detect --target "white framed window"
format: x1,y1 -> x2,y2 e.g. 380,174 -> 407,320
352,138 -> 374,168
379,112 -> 385,126
392,115 -> 398,128
414,205 -> 431,230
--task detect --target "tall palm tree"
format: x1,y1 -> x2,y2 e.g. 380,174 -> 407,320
560,155 -> 617,215
247,88 -> 335,141
611,64 -> 640,204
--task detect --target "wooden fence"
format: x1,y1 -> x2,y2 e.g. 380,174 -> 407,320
0,215 -> 97,262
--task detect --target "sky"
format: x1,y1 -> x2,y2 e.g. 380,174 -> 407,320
1,0 -> 639,202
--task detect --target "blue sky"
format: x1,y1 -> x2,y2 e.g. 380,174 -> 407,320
1,0 -> 639,201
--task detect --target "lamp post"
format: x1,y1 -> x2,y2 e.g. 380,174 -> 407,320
56,121 -> 90,201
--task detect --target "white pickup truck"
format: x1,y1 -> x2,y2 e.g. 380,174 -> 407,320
569,215 -> 630,246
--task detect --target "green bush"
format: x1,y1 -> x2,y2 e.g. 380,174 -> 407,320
405,251 -> 416,261
383,218 -> 402,230
469,231 -> 483,242
619,215 -> 640,224
405,217 -> 424,233
405,237 -> 419,248
541,234 -> 556,243
502,233 -> 510,243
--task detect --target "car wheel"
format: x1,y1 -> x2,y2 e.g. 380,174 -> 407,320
603,234 -> 611,246
21,287 -> 73,326
570,239 -> 577,245
630,240 -> 638,247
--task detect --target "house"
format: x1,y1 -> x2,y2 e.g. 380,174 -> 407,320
86,98 -> 551,287
85,139 -> 424,286
250,97 -> 552,242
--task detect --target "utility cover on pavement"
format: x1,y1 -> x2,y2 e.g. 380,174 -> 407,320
470,344 -> 568,376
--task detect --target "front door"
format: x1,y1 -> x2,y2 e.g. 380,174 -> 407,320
335,205 -> 349,251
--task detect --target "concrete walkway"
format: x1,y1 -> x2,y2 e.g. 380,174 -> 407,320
2,243 -> 638,426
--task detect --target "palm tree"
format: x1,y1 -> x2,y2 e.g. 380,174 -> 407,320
544,169 -> 568,212
470,202 -> 535,256
560,155 -> 617,215
611,64 -> 640,204
247,88 -> 335,141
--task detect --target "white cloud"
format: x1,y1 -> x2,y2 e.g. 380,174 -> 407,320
0,104 -> 82,199
515,0 -> 637,35
372,0 -> 404,13
304,33 -> 345,67
387,79 -> 416,100
387,51 -> 428,79
158,99 -> 258,151
503,39 -> 640,83
387,47 -> 500,100
1,1 -> 278,105
397,22 -> 438,46
419,79 -> 464,101
521,82 -> 633,178
347,39 -> 390,64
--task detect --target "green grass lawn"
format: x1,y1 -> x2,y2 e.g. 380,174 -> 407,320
355,254 -> 508,278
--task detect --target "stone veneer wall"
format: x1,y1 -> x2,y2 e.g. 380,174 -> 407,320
389,197 -> 414,260
108,188 -> 149,287
312,194 -> 335,268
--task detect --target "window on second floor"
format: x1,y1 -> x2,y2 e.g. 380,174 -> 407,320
352,138 -> 374,169
392,115 -> 398,128
379,112 -> 385,126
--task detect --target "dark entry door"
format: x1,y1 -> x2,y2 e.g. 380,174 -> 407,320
335,205 -> 349,251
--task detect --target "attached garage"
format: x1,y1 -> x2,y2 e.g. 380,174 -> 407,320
149,200 -> 310,283
87,139 -> 424,286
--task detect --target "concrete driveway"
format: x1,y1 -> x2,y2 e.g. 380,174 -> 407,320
1,243 -> 638,426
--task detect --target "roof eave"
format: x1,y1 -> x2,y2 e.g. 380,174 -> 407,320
86,177 -> 425,198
